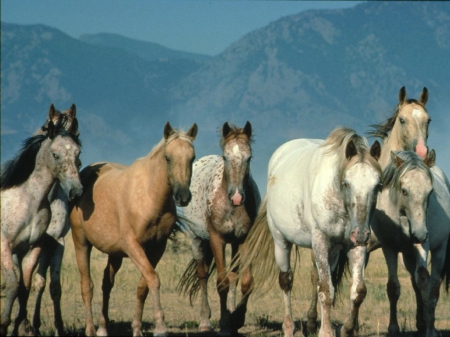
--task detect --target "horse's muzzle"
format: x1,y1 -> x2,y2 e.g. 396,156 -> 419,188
174,186 -> 192,207
350,228 -> 371,246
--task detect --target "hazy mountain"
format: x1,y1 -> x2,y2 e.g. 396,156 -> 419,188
2,2 -> 449,192
79,33 -> 211,63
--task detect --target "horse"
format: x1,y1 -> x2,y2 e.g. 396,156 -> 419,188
370,149 -> 450,337
237,127 -> 382,337
8,103 -> 80,336
1,119 -> 83,336
307,87 -> 450,336
177,121 -> 261,335
69,122 -> 197,337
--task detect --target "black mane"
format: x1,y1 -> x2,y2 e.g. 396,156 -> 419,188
1,126 -> 81,191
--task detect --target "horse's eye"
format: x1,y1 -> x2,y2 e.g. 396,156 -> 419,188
342,182 -> 349,189
402,188 -> 408,196
399,118 -> 405,124
53,153 -> 59,160
165,156 -> 171,163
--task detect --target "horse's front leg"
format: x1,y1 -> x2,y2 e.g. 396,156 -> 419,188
14,246 -> 41,336
273,235 -> 294,337
341,246 -> 367,337
312,233 -> 335,337
1,240 -> 20,336
381,246 -> 401,336
229,242 -> 253,331
307,251 -> 319,334
129,240 -> 167,337
97,256 -> 123,336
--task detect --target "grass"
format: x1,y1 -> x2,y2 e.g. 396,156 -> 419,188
2,231 -> 450,336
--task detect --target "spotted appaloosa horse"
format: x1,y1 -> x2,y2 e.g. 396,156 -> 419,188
237,127 -> 382,337
177,122 -> 261,335
15,103 -> 80,336
1,118 -> 82,336
69,122 -> 197,337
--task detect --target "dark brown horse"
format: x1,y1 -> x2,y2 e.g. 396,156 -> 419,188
69,122 -> 197,337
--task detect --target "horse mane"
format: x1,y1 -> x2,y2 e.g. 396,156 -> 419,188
382,151 -> 432,204
219,123 -> 253,150
321,127 -> 381,184
368,99 -> 428,140
1,124 -> 81,191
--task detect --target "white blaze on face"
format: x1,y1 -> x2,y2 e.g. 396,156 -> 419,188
412,108 -> 428,159
232,144 -> 239,155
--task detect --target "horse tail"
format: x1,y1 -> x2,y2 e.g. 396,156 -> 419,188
233,196 -> 279,292
331,249 -> 349,304
176,238 -> 215,305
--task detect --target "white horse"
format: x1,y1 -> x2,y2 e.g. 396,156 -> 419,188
238,127 -> 382,337
1,119 -> 82,336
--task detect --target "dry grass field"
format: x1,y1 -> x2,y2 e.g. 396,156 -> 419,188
2,230 -> 450,336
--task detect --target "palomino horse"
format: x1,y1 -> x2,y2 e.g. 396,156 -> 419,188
368,87 -> 450,336
177,122 -> 261,335
1,119 -> 82,336
69,122 -> 197,337
11,103 -> 80,336
238,127 -> 382,337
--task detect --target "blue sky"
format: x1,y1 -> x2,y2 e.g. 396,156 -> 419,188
2,0 -> 361,56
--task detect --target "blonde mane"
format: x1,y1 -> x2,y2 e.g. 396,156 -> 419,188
321,127 -> 381,184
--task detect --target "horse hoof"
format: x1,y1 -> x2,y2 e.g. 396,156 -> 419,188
198,322 -> 212,332
96,326 -> 108,336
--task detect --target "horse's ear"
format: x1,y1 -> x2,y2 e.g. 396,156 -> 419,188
68,103 -> 77,118
370,140 -> 381,161
187,123 -> 198,140
424,148 -> 435,168
345,140 -> 358,160
243,121 -> 252,138
47,120 -> 57,139
390,151 -> 404,168
48,103 -> 57,120
398,86 -> 407,104
222,122 -> 232,138
164,122 -> 174,140
419,87 -> 428,106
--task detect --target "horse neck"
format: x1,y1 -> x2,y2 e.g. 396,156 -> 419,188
25,140 -> 58,200
140,145 -> 173,203
376,187 -> 399,224
378,131 -> 401,169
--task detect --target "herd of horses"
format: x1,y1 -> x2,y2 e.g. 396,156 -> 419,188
1,87 -> 449,337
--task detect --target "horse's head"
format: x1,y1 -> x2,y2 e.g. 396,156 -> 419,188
221,121 -> 253,206
163,122 -> 198,207
46,120 -> 83,200
385,150 -> 434,244
339,134 -> 382,246
392,87 -> 430,159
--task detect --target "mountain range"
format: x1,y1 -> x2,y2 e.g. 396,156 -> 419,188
2,1 -> 449,192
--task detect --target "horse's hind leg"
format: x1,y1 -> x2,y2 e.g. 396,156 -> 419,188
340,246 -> 367,337
97,255 -> 123,336
1,242 -> 20,336
192,237 -> 213,332
307,251 -> 319,334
